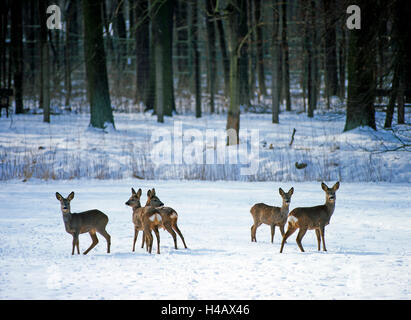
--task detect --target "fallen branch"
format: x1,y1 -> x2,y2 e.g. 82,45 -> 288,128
289,128 -> 296,147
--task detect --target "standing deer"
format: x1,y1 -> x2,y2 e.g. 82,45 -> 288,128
280,181 -> 340,253
250,187 -> 294,243
55,192 -> 111,255
125,188 -> 162,254
146,188 -> 188,249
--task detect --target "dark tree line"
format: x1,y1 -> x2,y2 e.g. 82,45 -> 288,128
0,0 -> 409,135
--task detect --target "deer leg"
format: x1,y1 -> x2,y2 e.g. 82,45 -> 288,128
132,227 -> 138,252
164,222 -> 177,249
141,231 -> 145,248
97,228 -> 111,254
251,222 -> 262,242
72,232 -> 79,255
279,224 -> 287,243
172,224 -> 187,249
153,226 -> 160,254
320,226 -> 327,251
315,229 -> 321,251
296,228 -> 307,252
145,230 -> 153,254
270,225 -> 275,243
280,226 -> 297,253
84,231 -> 98,255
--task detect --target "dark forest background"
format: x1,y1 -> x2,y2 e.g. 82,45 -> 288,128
1,0 -> 410,141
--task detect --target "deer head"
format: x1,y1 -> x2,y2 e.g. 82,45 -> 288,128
279,187 -> 294,205
56,191 -> 74,214
146,188 -> 164,207
125,188 -> 142,208
321,181 -> 340,203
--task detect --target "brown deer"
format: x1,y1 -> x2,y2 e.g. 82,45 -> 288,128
280,181 -> 340,253
146,188 -> 188,249
55,192 -> 111,255
250,187 -> 294,243
125,188 -> 162,254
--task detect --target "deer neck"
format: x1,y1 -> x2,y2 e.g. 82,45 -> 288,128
132,203 -> 141,213
61,211 -> 73,231
325,199 -> 336,218
281,201 -> 290,215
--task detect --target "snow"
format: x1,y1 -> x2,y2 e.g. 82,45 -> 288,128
0,179 -> 410,299
0,109 -> 410,299
0,110 -> 410,182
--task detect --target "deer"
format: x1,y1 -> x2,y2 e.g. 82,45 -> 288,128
146,188 -> 188,249
125,188 -> 162,254
55,192 -> 111,255
280,181 -> 340,253
250,187 -> 294,243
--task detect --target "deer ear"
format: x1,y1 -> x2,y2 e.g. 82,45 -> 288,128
279,188 -> 285,196
147,190 -> 151,198
152,188 -> 156,196
67,191 -> 75,201
137,188 -> 142,198
131,187 -> 136,195
332,181 -> 340,191
321,182 -> 328,192
56,192 -> 62,201
289,187 -> 294,195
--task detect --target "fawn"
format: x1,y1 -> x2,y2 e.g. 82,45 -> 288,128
125,188 -> 162,254
55,192 -> 111,255
250,187 -> 294,243
280,181 -> 340,253
146,188 -> 188,249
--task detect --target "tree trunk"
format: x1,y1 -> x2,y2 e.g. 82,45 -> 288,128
83,0 -> 115,129
384,64 -> 399,128
281,0 -> 291,111
306,0 -> 316,118
238,0 -> 250,107
216,16 -> 230,97
0,1 -> 9,88
226,0 -> 247,145
38,0 -> 50,122
175,0 -> 189,89
323,0 -> 338,98
11,0 -> 24,114
247,0 -> 256,102
205,0 -> 217,113
271,0 -> 282,124
150,0 -> 175,119
112,0 -> 127,96
338,25 -> 346,100
254,0 -> 266,97
135,0 -> 150,105
192,0 -> 201,118
65,0 -> 77,108
344,0 -> 377,131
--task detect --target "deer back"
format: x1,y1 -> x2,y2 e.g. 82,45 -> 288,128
289,204 -> 335,230
251,203 -> 286,225
64,209 -> 108,234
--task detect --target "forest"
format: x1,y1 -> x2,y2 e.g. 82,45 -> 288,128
0,0 -> 410,183
1,0 -> 409,129
1,1 -> 411,301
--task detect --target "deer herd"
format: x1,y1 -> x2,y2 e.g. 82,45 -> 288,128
55,181 -> 340,255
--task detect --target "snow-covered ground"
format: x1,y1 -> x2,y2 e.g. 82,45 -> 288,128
1,110 -> 410,182
0,179 -> 410,299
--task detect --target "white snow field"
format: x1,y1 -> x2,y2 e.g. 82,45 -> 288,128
0,110 -> 410,182
0,180 -> 410,299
